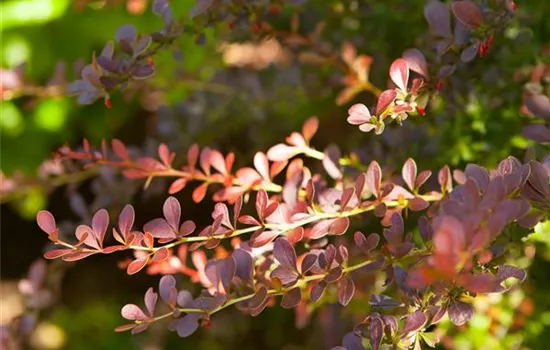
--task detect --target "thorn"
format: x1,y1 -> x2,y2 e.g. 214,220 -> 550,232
104,97 -> 112,109
147,56 -> 154,69
417,107 -> 425,116
511,1 -> 517,11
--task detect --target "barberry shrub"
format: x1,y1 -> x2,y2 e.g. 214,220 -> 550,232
6,0 -> 549,348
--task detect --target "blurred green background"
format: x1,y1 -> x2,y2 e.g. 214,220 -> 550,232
1,0 -> 550,349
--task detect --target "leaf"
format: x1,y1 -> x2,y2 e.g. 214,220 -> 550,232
402,158 -> 417,191
409,197 -> 429,211
322,144 -> 342,179
310,281 -> 326,301
273,238 -> 297,270
266,144 -> 301,162
424,0 -> 452,38
461,42 -> 480,62
144,218 -> 176,239
389,58 -> 409,92
112,139 -> 129,160
329,217 -> 350,235
144,288 -> 158,316
366,161 -> 382,197
116,24 -> 137,43
233,249 -> 254,286
159,275 -> 177,305
300,254 -> 317,274
402,48 -> 428,78
369,294 -> 401,309
37,211 -> 56,234
281,287 -> 302,309
451,1 -> 483,28
526,94 -> 550,119
254,152 -> 270,181
402,311 -> 427,334
163,197 -> 181,229
369,316 -> 384,350
127,257 -> 149,275
347,103 -> 371,125
448,300 -> 473,325
522,124 -> 550,143
169,178 -> 188,194
189,0 -> 214,17
338,274 -> 355,306
121,304 -> 148,320
92,209 -> 109,246
192,183 -> 209,203
174,313 -> 201,337
118,205 -> 134,236
376,89 -> 397,115
302,117 -> 319,142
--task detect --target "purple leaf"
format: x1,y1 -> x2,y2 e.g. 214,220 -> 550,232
448,300 -> 473,325
159,275 -> 176,306
369,316 -> 384,350
342,332 -> 364,350
273,238 -> 297,270
174,313 -> 201,337
301,254 -> 317,274
402,311 -> 427,334
522,124 -> 550,143
310,281 -> 326,301
233,249 -> 254,286
424,0 -> 452,38
144,287 -> 158,317
281,287 -> 302,309
369,294 -> 401,309
144,218 -> 176,239
338,274 -> 355,306
115,24 -> 137,43
163,197 -> 181,229
189,0 -> 214,18
526,94 -> 550,119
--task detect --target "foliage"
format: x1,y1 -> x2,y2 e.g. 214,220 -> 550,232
2,0 -> 550,349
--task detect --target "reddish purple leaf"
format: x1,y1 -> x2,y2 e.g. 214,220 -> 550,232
91,209 -> 109,246
37,210 -> 56,234
112,139 -> 129,160
159,275 -> 176,306
369,316 -> 384,350
448,300 -> 473,325
522,124 -> 550,143
389,58 -> 409,92
118,204 -> 134,235
424,0 -> 452,38
322,144 -> 342,180
376,89 -> 397,115
451,1 -> 483,28
310,281 -> 326,302
249,287 -> 268,310
300,254 -> 317,274
163,197 -> 181,229
273,238 -> 298,270
338,274 -> 355,306
249,229 -> 279,248
408,197 -> 429,211
144,218 -> 176,239
415,170 -> 432,189
179,220 -> 196,237
402,311 -> 427,334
